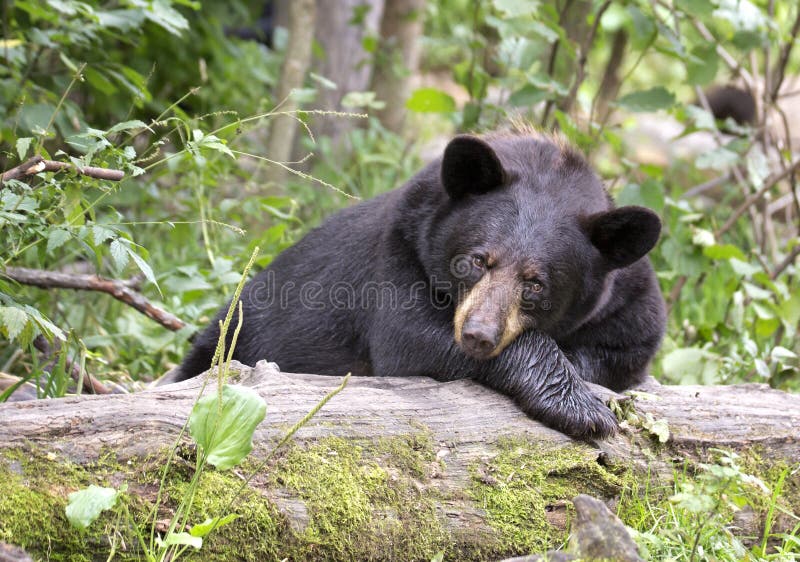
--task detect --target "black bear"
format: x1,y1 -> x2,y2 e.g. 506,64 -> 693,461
173,130 -> 666,439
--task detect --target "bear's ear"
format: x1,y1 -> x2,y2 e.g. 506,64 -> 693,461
441,135 -> 506,199
585,206 -> 661,269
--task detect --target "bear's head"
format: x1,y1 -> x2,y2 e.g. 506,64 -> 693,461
427,134 -> 661,360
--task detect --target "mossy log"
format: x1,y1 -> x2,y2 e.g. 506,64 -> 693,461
0,361 -> 799,561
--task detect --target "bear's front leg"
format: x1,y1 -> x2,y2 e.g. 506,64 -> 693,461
480,330 -> 619,439
370,313 -> 617,439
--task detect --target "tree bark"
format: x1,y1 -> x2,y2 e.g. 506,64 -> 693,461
312,0 -> 384,141
265,0 -> 317,187
370,0 -> 427,134
1,361 -> 798,560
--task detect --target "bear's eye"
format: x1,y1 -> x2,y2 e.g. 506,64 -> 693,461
522,280 -> 543,300
472,255 -> 487,269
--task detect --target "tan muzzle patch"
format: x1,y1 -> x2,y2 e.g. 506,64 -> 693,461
453,273 -> 525,357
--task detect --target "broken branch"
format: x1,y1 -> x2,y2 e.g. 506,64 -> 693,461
2,267 -> 185,332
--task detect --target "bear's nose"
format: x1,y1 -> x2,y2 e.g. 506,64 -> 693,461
461,323 -> 498,358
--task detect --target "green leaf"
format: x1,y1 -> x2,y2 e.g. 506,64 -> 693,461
0,307 -> 29,342
47,229 -> 70,253
703,244 -> 745,260
686,45 -> 719,86
616,87 -> 675,112
16,137 -> 33,160
405,88 -> 456,113
493,0 -> 540,17
189,384 -> 267,470
91,226 -> 115,246
96,9 -> 146,31
65,485 -> 120,530
696,146 -> 739,171
125,247 -> 159,290
616,180 -> 665,213
107,120 -> 147,134
144,0 -> 190,35
110,239 -> 129,271
189,514 -> 239,537
164,532 -> 202,549
662,347 -> 719,384
729,258 -> 760,277
341,91 -> 385,110
642,412 -> 670,443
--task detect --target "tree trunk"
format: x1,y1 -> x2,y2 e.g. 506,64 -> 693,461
370,0 -> 427,134
1,361 -> 798,561
265,0 -> 317,187
312,0 -> 384,142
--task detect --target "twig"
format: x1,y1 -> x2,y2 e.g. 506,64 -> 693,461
690,19 -> 755,92
1,155 -> 125,186
770,244 -> 800,280
33,334 -> 112,395
2,267 -> 185,331
717,158 -> 800,237
559,0 -> 612,116
680,173 -> 731,199
770,6 -> 800,103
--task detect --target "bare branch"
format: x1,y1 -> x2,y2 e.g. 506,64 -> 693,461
717,158 -> 800,237
1,156 -> 125,186
771,244 -> 800,280
559,0 -> 612,116
2,267 -> 185,332
770,6 -> 800,103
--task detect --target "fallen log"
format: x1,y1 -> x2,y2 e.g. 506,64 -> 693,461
0,360 -> 798,561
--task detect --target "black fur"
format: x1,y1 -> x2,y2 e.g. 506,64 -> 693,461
175,133 -> 667,440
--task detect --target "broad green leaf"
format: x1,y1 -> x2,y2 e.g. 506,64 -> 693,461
686,45 -> 718,86
84,67 -> 118,96
0,307 -> 28,341
617,181 -> 665,213
16,137 -> 33,160
96,9 -> 146,31
144,0 -> 190,35
47,229 -> 70,253
164,532 -> 202,549
110,239 -> 129,271
703,244 -> 745,260
729,258 -> 760,277
493,0 -> 539,16
662,347 -> 719,384
696,147 -> 739,171
65,485 -> 120,530
509,84 -> 548,107
189,514 -> 239,537
189,384 -> 267,470
405,88 -> 456,113
91,226 -> 115,246
616,87 -> 675,112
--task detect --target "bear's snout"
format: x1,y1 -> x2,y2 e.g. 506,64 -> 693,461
460,319 -> 501,359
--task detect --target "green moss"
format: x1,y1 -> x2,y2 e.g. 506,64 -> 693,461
469,437 -> 627,556
0,450 -> 114,561
269,435 -> 450,561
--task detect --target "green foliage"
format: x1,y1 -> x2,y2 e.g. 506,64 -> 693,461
620,450 -> 800,561
421,0 -> 800,391
65,484 -> 121,530
189,384 -> 267,470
